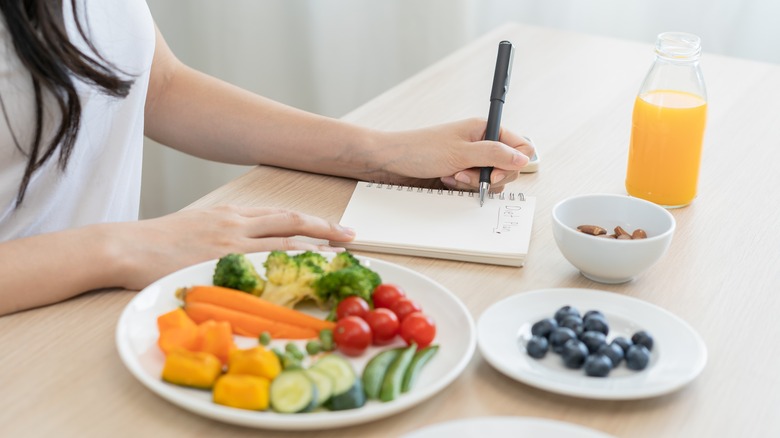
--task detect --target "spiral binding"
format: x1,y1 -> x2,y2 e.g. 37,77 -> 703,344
365,181 -> 525,201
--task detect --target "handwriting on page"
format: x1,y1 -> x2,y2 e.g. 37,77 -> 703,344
493,205 -> 525,234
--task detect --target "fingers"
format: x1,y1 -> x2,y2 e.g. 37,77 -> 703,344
242,209 -> 355,242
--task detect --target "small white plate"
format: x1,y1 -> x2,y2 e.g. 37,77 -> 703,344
116,252 -> 476,430
403,416 -> 614,438
477,288 -> 706,399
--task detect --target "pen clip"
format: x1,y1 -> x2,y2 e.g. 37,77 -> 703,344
491,41 -> 514,102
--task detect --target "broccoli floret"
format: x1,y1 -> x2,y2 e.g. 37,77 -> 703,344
213,253 -> 265,295
329,251 -> 361,271
260,250 -> 329,308
313,263 -> 382,319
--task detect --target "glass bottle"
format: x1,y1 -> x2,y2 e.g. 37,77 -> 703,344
625,32 -> 707,208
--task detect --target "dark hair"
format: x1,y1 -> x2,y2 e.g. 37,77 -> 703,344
0,0 -> 135,207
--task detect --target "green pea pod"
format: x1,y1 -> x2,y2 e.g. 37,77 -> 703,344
401,345 -> 439,393
379,343 -> 417,402
362,347 -> 403,400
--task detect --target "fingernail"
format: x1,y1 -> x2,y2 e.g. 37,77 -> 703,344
339,225 -> 356,237
441,176 -> 457,187
454,172 -> 471,184
512,153 -> 529,166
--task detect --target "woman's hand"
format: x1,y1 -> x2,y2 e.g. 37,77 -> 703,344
111,205 -> 355,291
372,118 -> 535,191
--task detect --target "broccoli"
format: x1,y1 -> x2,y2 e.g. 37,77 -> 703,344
260,250 -> 329,308
314,263 -> 382,320
213,253 -> 265,295
212,250 -> 382,313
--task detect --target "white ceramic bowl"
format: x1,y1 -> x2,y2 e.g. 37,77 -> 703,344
551,193 -> 675,283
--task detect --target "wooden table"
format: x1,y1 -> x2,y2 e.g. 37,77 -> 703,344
2,23 -> 779,437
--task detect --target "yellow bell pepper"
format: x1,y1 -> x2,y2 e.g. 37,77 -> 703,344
227,346 -> 281,380
213,374 -> 270,410
161,349 -> 222,389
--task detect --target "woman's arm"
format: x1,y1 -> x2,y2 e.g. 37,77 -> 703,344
0,205 -> 355,316
143,26 -> 534,191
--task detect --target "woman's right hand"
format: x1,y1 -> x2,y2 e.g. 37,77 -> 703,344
110,204 -> 355,291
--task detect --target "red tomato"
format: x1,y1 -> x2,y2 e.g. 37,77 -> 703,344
390,298 -> 422,322
399,312 -> 436,349
373,283 -> 406,309
333,316 -> 372,356
363,308 -> 400,345
335,296 -> 370,320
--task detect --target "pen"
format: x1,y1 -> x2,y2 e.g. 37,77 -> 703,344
479,40 -> 514,207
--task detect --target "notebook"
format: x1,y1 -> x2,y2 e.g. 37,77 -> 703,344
332,181 -> 536,267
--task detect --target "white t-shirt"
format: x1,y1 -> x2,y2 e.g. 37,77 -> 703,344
0,0 -> 155,240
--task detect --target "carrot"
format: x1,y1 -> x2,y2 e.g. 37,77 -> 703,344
184,301 -> 319,340
178,285 -> 335,332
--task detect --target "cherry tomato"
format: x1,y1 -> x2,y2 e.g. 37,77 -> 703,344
335,296 -> 370,320
363,308 -> 400,345
373,283 -> 406,309
333,316 -> 372,356
390,298 -> 422,322
399,312 -> 436,349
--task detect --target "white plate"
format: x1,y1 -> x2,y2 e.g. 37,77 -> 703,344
477,288 -> 706,399
403,416 -> 614,438
116,252 -> 476,430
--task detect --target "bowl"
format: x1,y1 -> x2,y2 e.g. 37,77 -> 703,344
551,193 -> 675,284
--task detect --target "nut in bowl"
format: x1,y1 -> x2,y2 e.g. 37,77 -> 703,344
551,193 -> 675,284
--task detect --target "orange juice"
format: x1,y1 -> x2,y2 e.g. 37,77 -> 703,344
626,89 -> 707,207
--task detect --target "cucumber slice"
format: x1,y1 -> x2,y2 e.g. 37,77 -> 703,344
304,368 -> 334,407
401,345 -> 439,393
379,343 -> 417,402
269,369 -> 318,413
326,378 -> 366,411
362,348 -> 402,399
311,355 -> 356,396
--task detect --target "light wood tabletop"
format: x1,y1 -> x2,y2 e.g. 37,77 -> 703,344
2,23 -> 779,437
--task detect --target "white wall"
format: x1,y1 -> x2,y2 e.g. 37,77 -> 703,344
141,0 -> 779,218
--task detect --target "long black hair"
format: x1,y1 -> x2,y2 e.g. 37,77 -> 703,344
0,0 -> 135,207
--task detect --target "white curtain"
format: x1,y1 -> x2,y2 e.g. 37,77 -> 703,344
141,0 -> 778,219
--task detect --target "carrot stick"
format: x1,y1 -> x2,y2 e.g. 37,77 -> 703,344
184,301 -> 319,340
178,285 -> 335,332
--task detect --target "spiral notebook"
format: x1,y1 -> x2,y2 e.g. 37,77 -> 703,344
332,181 -> 536,267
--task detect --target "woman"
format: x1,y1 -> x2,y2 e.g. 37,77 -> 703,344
0,0 -> 533,315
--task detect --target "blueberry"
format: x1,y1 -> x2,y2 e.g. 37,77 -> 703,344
597,342 -> 624,368
531,318 -> 558,338
611,336 -> 632,354
583,310 -> 605,321
582,316 -> 609,336
526,335 -> 549,359
631,330 -> 654,351
554,305 -> 580,324
583,354 -> 612,377
579,330 -> 607,354
626,344 -> 651,370
561,339 -> 589,369
549,327 -> 578,354
559,315 -> 584,336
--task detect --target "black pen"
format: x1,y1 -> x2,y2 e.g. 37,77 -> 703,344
479,40 -> 514,207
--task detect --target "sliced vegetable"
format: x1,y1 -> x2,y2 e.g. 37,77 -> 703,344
184,301 -> 318,340
157,308 -> 199,354
310,355 -> 356,396
213,374 -> 270,411
379,343 -> 417,402
194,319 -> 236,365
401,345 -> 439,392
362,347 -> 402,399
178,285 -> 336,332
227,346 -> 281,380
161,349 -> 222,389
304,368 -> 334,407
269,369 -> 318,413
326,379 -> 366,411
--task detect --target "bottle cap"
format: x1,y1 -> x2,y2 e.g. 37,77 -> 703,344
655,32 -> 701,60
